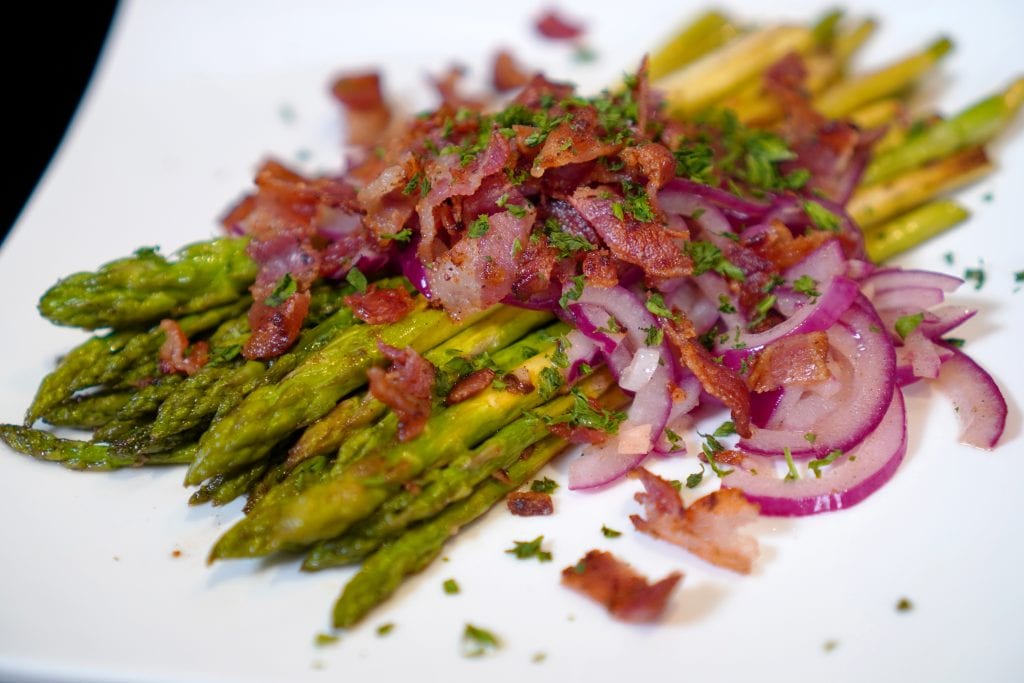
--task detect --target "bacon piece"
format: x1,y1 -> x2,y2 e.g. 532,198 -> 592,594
582,249 -> 619,288
367,342 -> 436,442
331,72 -> 392,147
629,468 -> 760,574
531,107 -> 623,177
344,284 -> 416,325
507,491 -> 554,516
746,331 -> 831,393
742,221 -> 834,271
355,155 -> 418,241
535,9 -> 584,40
570,186 -> 691,281
562,550 -> 682,622
620,142 -> 676,204
492,49 -> 531,92
547,422 -> 611,445
446,368 -> 496,405
428,207 -> 536,319
511,74 -> 576,109
664,318 -> 752,438
243,291 -> 311,361
501,370 -> 535,395
158,320 -> 210,376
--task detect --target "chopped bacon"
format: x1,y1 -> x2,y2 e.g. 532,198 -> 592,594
501,370 -> 535,395
535,9 -> 585,40
742,221 -> 834,271
366,342 -> 436,442
664,318 -> 752,438
344,284 -> 416,325
562,550 -> 682,622
331,72 -> 392,147
446,368 -> 497,405
511,74 -> 576,109
547,422 -> 611,445
570,186 -> 691,281
746,331 -> 831,392
531,107 -> 623,177
510,237 -> 560,302
582,249 -> 619,288
620,142 -> 676,205
629,468 -> 760,574
507,491 -> 554,516
158,320 -> 210,376
492,49 -> 531,92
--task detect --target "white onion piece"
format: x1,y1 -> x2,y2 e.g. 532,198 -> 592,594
664,281 -> 720,334
619,347 -> 661,392
740,299 -> 895,458
575,284 -> 656,351
653,373 -> 701,455
724,389 -> 907,517
784,239 -> 846,284
564,329 -> 601,382
934,346 -> 1008,449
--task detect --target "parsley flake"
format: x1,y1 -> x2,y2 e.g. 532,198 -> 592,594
531,477 -> 559,494
684,241 -> 745,281
686,465 -> 706,489
443,578 -> 460,594
645,292 -> 675,319
601,525 -> 622,538
783,446 -> 800,481
808,449 -> 843,478
345,267 -> 368,293
462,624 -> 501,657
894,312 -> 924,340
468,214 -> 491,238
264,273 -> 297,307
505,536 -> 552,562
793,274 -> 820,299
802,200 -> 842,233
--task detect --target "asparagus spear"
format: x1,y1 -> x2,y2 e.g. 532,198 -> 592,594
185,299 -> 491,487
864,199 -> 970,262
849,147 -> 991,228
189,459 -> 271,507
303,369 -> 614,570
864,78 -> 1024,185
330,430 -> 579,627
814,37 -> 953,118
648,10 -> 740,81
38,238 -> 257,330
24,299 -> 249,426
0,425 -> 195,471
40,391 -> 134,429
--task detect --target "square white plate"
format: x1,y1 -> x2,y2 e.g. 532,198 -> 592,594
1,1 -> 1022,681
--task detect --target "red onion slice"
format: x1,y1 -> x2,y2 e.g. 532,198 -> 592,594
870,286 -> 945,312
784,239 -> 846,284
934,345 -> 1007,449
739,298 -> 896,458
862,268 -> 964,294
724,388 -> 907,516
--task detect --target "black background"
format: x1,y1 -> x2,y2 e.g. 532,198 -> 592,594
2,3 -> 118,246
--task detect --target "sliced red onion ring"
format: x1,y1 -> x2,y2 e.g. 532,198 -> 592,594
717,276 -> 859,370
568,302 -> 622,354
565,329 -> 602,383
739,297 -> 895,458
894,330 -> 950,385
870,286 -> 945,312
660,178 -> 772,223
619,347 -> 661,392
652,373 -> 701,455
724,388 -> 907,516
398,242 -> 432,298
862,268 -> 963,294
784,239 -> 846,284
934,345 -> 1007,449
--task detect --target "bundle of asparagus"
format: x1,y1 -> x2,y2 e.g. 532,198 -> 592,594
1,8 -> 1019,631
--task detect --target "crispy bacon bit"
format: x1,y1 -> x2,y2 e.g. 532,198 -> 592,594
366,342 -> 436,442
532,108 -> 623,177
664,318 -> 752,438
742,221 -> 834,271
535,9 -> 585,40
344,284 -> 416,325
547,422 -> 611,445
158,320 -> 210,376
492,49 -> 531,92
746,331 -> 831,392
331,72 -> 392,147
502,370 -> 535,395
562,550 -> 682,622
243,291 -> 311,361
446,368 -> 497,405
570,186 -> 691,281
491,469 -> 512,485
629,468 -> 760,574
582,249 -> 619,288
713,449 -> 748,467
507,491 -> 554,516
620,142 -> 676,206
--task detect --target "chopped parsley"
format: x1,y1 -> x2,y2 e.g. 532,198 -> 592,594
964,264 -> 986,290
401,172 -> 430,197
748,294 -> 777,329
620,180 -> 656,222
530,477 -> 559,494
808,449 -> 843,478
558,275 -> 586,310
264,273 -> 297,307
546,388 -> 627,434
462,624 -> 501,657
538,366 -> 564,400
314,633 -> 340,646
684,241 -> 745,281
505,535 -> 552,562
345,267 -> 368,293
942,337 -> 966,348
698,431 -> 733,477
468,214 -> 491,238
783,446 -> 800,481
713,421 -> 736,437
376,623 -> 395,637
804,432 -> 818,444
896,597 -> 914,612
545,218 -> 597,257
379,227 -> 413,243
802,200 -> 842,233
686,464 -> 706,489
717,295 -> 737,313
894,312 -> 924,340
601,525 -> 622,538
443,578 -> 460,595
644,325 -> 664,346
645,292 -> 675,319
792,274 -> 821,299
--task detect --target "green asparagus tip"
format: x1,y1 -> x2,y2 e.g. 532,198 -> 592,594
929,36 -> 954,59
1005,77 -> 1024,113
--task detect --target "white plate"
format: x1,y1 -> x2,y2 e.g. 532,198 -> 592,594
2,1 -> 1022,681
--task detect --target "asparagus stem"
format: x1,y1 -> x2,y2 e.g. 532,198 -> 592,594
864,78 -> 1024,185
815,37 -> 953,118
849,97 -> 904,129
832,17 -> 877,62
849,147 -> 992,228
864,199 -> 970,262
38,237 -> 258,330
659,25 -> 814,116
0,424 -> 195,471
648,10 -> 740,81
40,391 -> 134,429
